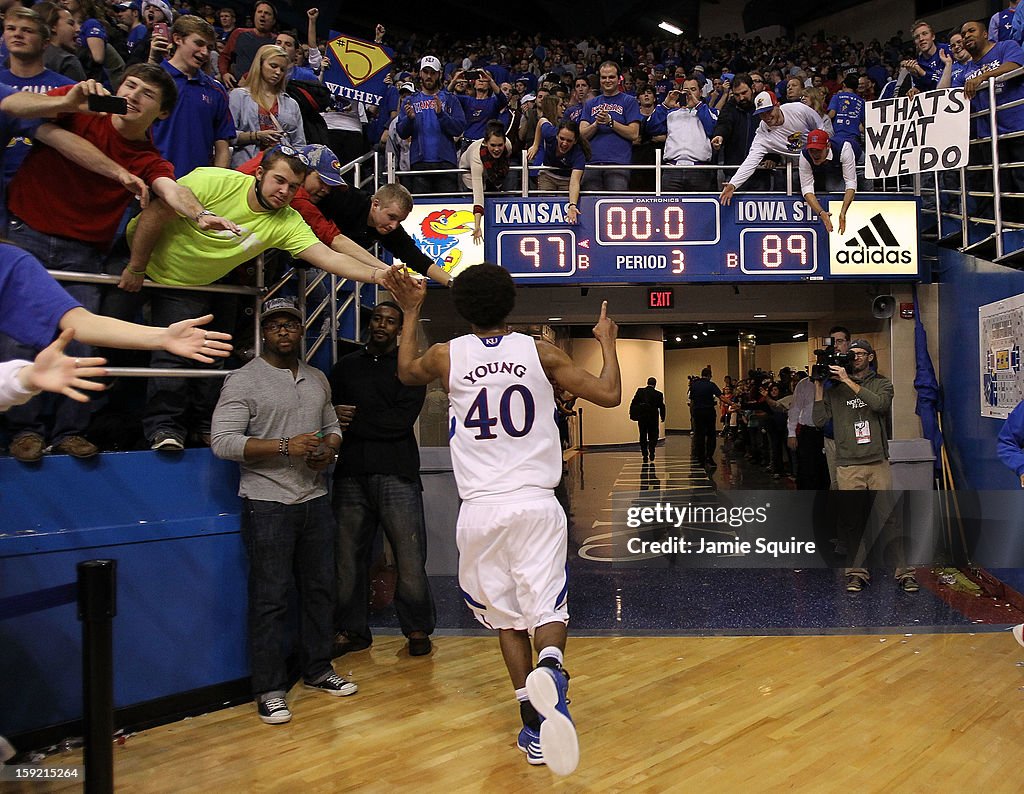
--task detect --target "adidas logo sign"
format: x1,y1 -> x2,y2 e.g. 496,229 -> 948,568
836,213 -> 913,265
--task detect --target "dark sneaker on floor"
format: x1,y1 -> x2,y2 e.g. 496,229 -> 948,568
257,696 -> 291,725
899,574 -> 920,593
517,725 -> 544,766
846,574 -> 868,593
304,672 -> 357,696
9,432 -> 44,463
151,432 -> 184,452
526,665 -> 578,776
408,636 -> 432,656
52,435 -> 98,458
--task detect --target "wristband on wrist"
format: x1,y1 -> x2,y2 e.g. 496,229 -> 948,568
279,437 -> 289,456
473,204 -> 484,215
567,203 -> 577,208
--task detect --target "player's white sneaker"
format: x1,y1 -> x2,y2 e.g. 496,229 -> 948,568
1012,624 -> 1024,647
525,664 -> 578,776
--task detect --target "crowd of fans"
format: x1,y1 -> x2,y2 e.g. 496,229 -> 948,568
1,0 -> 1021,458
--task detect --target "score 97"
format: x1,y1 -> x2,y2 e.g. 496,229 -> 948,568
739,229 -> 817,274
496,231 -> 577,277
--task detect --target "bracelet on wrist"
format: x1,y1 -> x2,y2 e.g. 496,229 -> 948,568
279,436 -> 289,457
127,266 -> 146,275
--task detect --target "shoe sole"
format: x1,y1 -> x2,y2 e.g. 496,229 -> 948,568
258,712 -> 292,724
1014,624 -> 1024,647
526,669 -> 578,777
303,681 -> 358,697
152,442 -> 184,451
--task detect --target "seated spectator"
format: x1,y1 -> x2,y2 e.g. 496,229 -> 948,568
118,146 -> 396,450
229,44 -> 305,168
530,118 -> 587,223
785,75 -> 804,103
460,120 -> 513,242
218,0 -> 277,88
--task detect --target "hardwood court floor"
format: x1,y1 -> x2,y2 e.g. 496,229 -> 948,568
23,632 -> 1024,793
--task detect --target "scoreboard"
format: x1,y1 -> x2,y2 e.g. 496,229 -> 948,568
479,195 -> 921,284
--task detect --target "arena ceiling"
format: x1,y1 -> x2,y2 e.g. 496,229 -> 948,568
329,0 -> 874,39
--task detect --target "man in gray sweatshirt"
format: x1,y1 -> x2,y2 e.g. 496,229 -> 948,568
211,296 -> 354,725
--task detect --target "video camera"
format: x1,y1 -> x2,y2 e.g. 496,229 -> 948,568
811,338 -> 852,380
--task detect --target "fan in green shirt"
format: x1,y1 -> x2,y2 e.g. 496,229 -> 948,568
122,146 -> 392,291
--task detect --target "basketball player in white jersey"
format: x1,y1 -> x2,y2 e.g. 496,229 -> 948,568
384,263 -> 620,776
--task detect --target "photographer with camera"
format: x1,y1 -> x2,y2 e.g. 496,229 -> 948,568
812,339 -> 918,593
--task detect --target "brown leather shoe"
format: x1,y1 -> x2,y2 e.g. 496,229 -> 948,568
9,432 -> 44,463
52,435 -> 98,459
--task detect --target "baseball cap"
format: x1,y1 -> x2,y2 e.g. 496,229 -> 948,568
521,92 -> 536,103
849,339 -> 874,354
419,55 -> 442,73
752,90 -> 779,115
693,64 -> 705,72
299,144 -> 344,187
805,129 -> 830,150
654,63 -> 665,70
141,0 -> 173,21
398,81 -> 415,93
260,297 -> 302,323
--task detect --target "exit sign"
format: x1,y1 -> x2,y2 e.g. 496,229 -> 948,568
648,288 -> 674,309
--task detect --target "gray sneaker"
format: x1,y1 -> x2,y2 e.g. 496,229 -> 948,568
257,696 -> 291,724
151,432 -> 184,452
304,672 -> 357,697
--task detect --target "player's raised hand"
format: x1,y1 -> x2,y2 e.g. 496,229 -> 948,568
592,300 -> 618,342
383,267 -> 427,312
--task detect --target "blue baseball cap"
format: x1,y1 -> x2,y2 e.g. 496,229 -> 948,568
299,144 -> 344,187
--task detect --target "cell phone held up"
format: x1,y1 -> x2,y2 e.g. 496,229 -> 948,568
87,94 -> 129,115
153,21 -> 170,40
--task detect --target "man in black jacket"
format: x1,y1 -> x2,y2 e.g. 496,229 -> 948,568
630,377 -> 665,462
710,74 -> 771,192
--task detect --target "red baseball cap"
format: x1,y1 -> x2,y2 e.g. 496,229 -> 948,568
806,129 -> 830,150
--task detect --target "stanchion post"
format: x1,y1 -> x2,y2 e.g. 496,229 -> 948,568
77,559 -> 116,794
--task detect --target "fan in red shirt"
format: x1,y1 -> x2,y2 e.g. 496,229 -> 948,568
2,64 -> 239,461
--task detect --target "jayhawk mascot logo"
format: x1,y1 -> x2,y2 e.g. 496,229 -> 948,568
412,209 -> 476,272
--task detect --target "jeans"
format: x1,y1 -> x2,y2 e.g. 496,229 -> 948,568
241,495 -> 336,696
102,286 -> 220,442
582,167 -> 629,192
332,474 -> 435,642
0,220 -> 105,443
410,161 -> 459,195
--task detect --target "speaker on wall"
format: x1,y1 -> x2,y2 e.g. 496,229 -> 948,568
872,294 -> 896,319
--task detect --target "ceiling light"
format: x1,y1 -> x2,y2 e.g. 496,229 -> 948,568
692,334 -> 698,340
793,332 -> 805,339
675,336 -> 681,342
754,314 -> 767,318
702,331 -> 708,336
548,317 -> 562,321
658,20 -> 683,35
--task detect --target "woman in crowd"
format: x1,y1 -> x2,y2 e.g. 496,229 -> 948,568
801,87 -> 834,136
460,120 -> 513,243
38,3 -> 87,81
61,0 -> 125,89
229,44 -> 305,167
529,118 -> 588,224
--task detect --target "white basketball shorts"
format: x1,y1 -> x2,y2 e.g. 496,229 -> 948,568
456,491 -> 569,633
